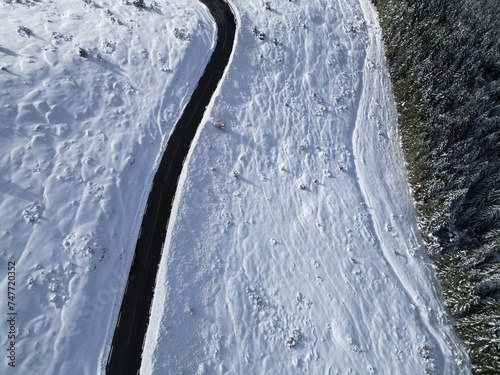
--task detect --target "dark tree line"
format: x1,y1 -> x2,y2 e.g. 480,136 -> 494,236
372,0 -> 499,372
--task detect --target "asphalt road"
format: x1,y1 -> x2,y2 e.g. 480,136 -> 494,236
105,1 -> 235,374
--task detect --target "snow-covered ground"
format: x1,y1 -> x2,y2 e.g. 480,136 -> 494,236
0,0 -> 471,374
142,0 -> 471,374
0,1 -> 214,373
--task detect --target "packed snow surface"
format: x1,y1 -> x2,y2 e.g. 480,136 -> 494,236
0,0 -> 214,373
142,0 -> 471,374
0,0 -> 471,374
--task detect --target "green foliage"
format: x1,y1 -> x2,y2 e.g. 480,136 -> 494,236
455,310 -> 500,374
373,0 -> 500,372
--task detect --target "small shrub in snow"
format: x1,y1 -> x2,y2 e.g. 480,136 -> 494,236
52,31 -> 73,43
298,183 -> 305,190
133,0 -> 146,8
173,27 -> 191,41
418,343 -> 437,374
348,337 -> 361,353
286,329 -> 302,348
252,26 -> 266,40
17,25 -> 32,37
78,47 -> 87,58
148,1 -> 161,13
212,117 -> 226,130
23,202 -> 44,224
263,2 -> 271,10
246,286 -> 266,310
82,0 -> 99,8
101,39 -> 116,54
419,344 -> 432,360
5,0 -> 36,5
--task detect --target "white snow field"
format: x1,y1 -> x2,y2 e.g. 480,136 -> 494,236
0,0 -> 215,374
142,0 -> 471,374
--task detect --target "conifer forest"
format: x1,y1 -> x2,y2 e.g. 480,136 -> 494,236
373,0 -> 500,372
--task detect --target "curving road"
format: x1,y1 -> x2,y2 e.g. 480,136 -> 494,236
105,1 -> 235,374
